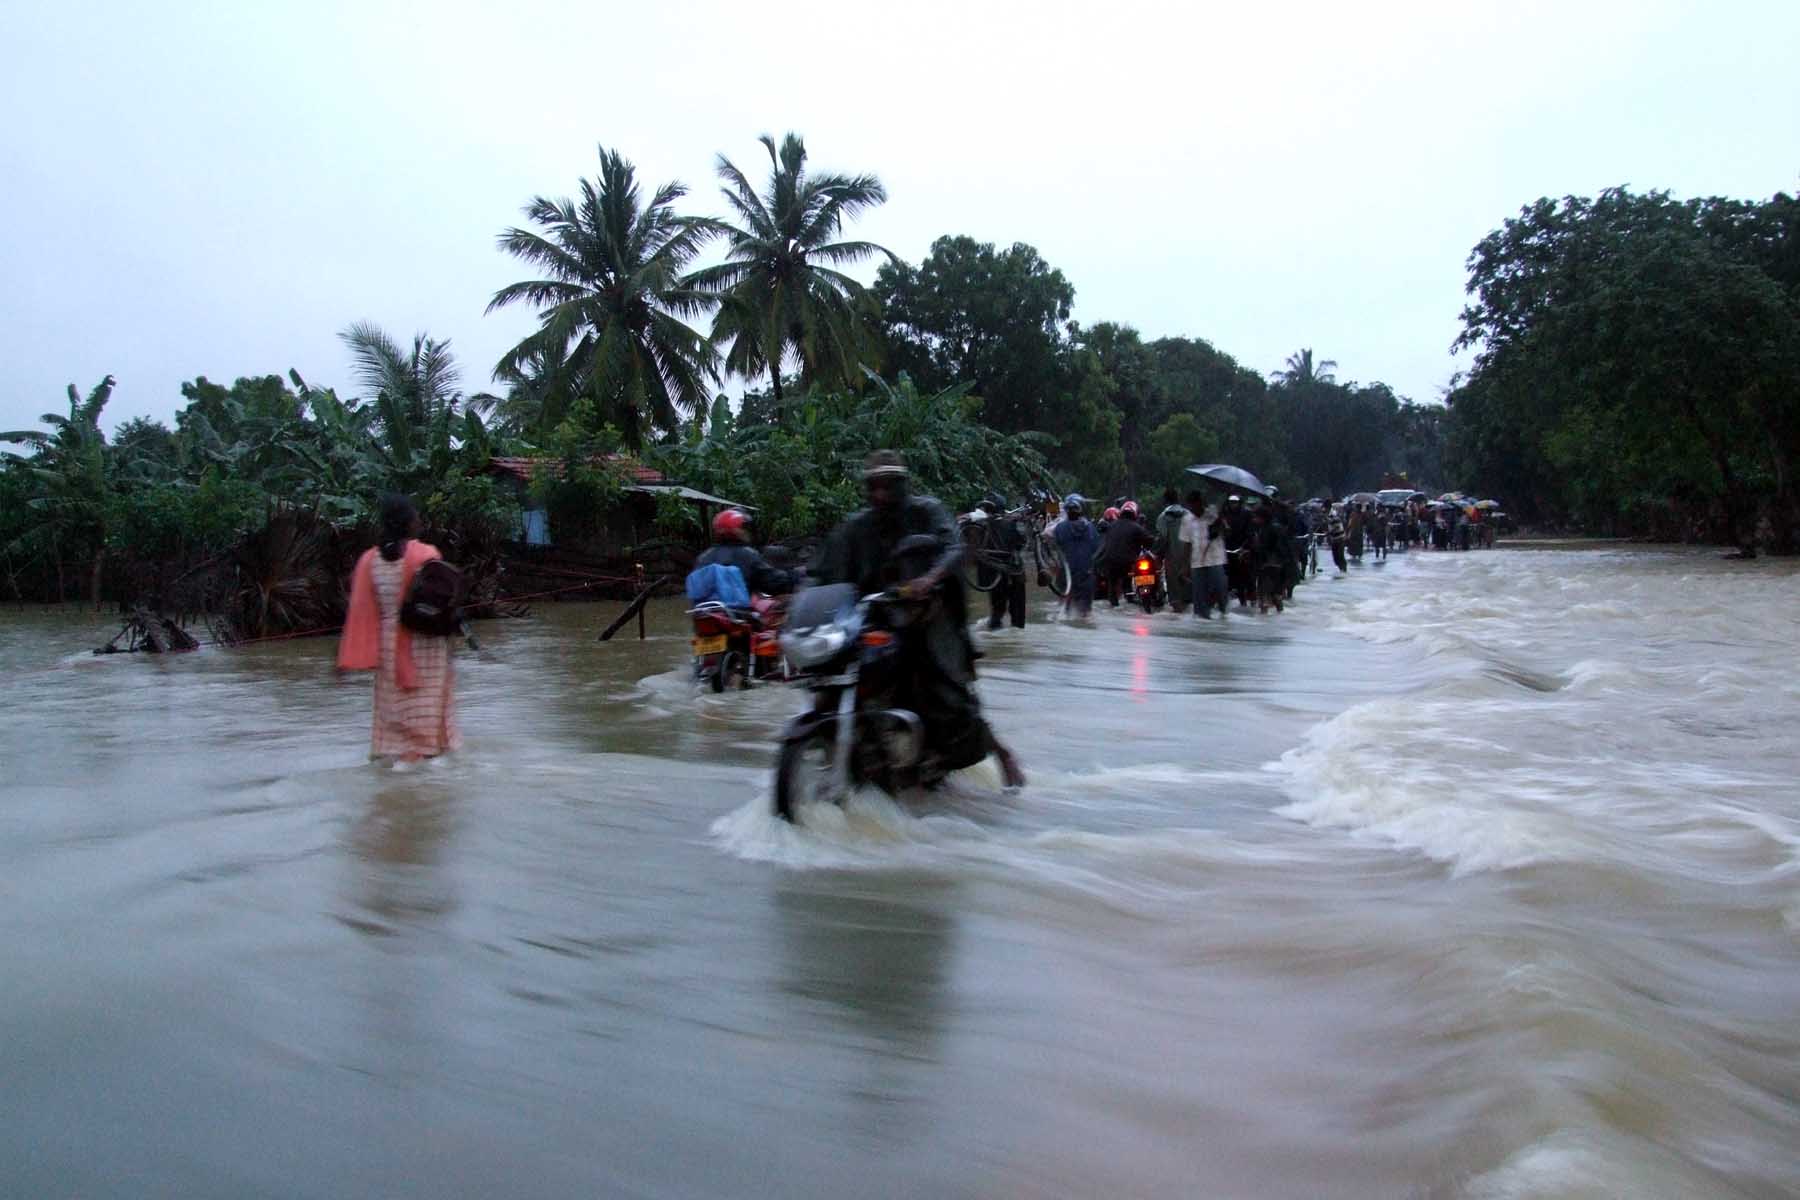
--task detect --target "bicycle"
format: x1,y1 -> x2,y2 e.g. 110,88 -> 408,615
1029,509 -> 1070,598
961,505 -> 1069,596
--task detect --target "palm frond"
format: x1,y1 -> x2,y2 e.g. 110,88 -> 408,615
339,321 -> 408,398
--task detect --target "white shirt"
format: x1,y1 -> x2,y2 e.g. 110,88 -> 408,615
1180,508 -> 1226,569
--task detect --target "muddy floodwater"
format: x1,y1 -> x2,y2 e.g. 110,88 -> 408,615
4,546 -> 1799,1198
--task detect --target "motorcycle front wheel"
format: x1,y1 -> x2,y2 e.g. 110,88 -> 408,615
774,725 -> 843,823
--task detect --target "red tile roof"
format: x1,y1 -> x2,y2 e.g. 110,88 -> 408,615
486,455 -> 665,485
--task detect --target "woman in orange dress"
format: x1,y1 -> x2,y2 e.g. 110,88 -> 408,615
336,495 -> 460,761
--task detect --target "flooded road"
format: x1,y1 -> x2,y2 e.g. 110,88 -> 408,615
4,546 -> 1799,1198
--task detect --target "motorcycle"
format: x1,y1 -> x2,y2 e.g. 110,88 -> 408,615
688,593 -> 790,692
1131,549 -> 1165,613
771,580 -> 937,823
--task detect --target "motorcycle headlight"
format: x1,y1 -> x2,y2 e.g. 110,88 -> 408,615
781,625 -> 849,668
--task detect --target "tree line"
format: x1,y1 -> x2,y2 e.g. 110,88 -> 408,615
17,133 -> 1787,612
1443,186 -> 1800,552
470,136 -> 1445,503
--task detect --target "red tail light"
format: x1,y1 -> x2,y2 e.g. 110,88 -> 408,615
1136,558 -> 1152,572
693,615 -> 732,636
859,630 -> 895,647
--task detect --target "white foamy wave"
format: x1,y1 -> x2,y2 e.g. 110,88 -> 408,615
1272,549 -> 1800,897
1464,1130 -> 1740,1200
1269,698 -> 1593,874
708,766 -> 1279,910
1559,657 -> 1654,696
715,792 -> 924,869
708,778 -> 1002,870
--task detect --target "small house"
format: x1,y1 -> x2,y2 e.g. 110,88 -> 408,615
484,455 -> 751,550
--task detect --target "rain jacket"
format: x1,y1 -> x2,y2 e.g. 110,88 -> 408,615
695,543 -> 795,596
1154,503 -> 1189,558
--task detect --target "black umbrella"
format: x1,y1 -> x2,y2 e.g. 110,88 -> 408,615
1186,463 -> 1270,497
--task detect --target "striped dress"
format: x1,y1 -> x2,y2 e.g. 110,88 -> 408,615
369,553 -> 460,760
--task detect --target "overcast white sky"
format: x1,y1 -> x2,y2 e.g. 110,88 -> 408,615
2,0 -> 1795,437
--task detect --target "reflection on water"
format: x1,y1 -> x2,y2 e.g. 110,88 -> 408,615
345,782 -> 458,930
1,547 -> 1798,1198
773,879 -> 954,1058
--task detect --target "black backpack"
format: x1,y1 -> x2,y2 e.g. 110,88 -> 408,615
400,559 -> 467,637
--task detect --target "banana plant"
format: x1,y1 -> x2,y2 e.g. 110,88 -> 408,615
1,376 -> 116,604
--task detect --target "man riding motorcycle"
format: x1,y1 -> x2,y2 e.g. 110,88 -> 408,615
814,450 -> 1025,788
1097,501 -> 1151,608
694,508 -> 796,595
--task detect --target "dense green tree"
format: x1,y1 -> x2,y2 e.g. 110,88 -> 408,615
112,416 -> 179,477
1146,336 -> 1288,486
650,373 -> 1053,539
1140,413 -> 1221,497
2,376 -> 116,603
488,145 -> 721,447
1054,351 -> 1128,495
1448,186 -> 1800,548
691,133 -> 891,401
874,236 -> 1075,433
1076,322 -> 1162,488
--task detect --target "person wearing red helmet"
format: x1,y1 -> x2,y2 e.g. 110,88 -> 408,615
694,508 -> 795,596
1096,502 -> 1151,608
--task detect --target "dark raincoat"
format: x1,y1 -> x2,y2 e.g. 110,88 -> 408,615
816,493 -> 990,770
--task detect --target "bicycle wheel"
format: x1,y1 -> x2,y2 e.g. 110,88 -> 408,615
961,521 -> 1002,592
1037,537 -> 1070,597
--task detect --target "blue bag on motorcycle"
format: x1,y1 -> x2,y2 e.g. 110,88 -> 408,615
685,562 -> 751,609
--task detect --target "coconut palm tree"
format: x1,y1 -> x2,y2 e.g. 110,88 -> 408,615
691,133 -> 893,402
337,322 -> 497,497
487,146 -> 722,447
338,321 -> 470,469
1274,348 -> 1339,389
340,321 -> 464,427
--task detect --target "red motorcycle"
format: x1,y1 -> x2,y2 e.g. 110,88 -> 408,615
689,594 -> 791,692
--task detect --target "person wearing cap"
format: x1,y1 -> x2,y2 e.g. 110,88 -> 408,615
816,451 -> 1024,787
693,507 -> 796,596
1051,493 -> 1100,617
